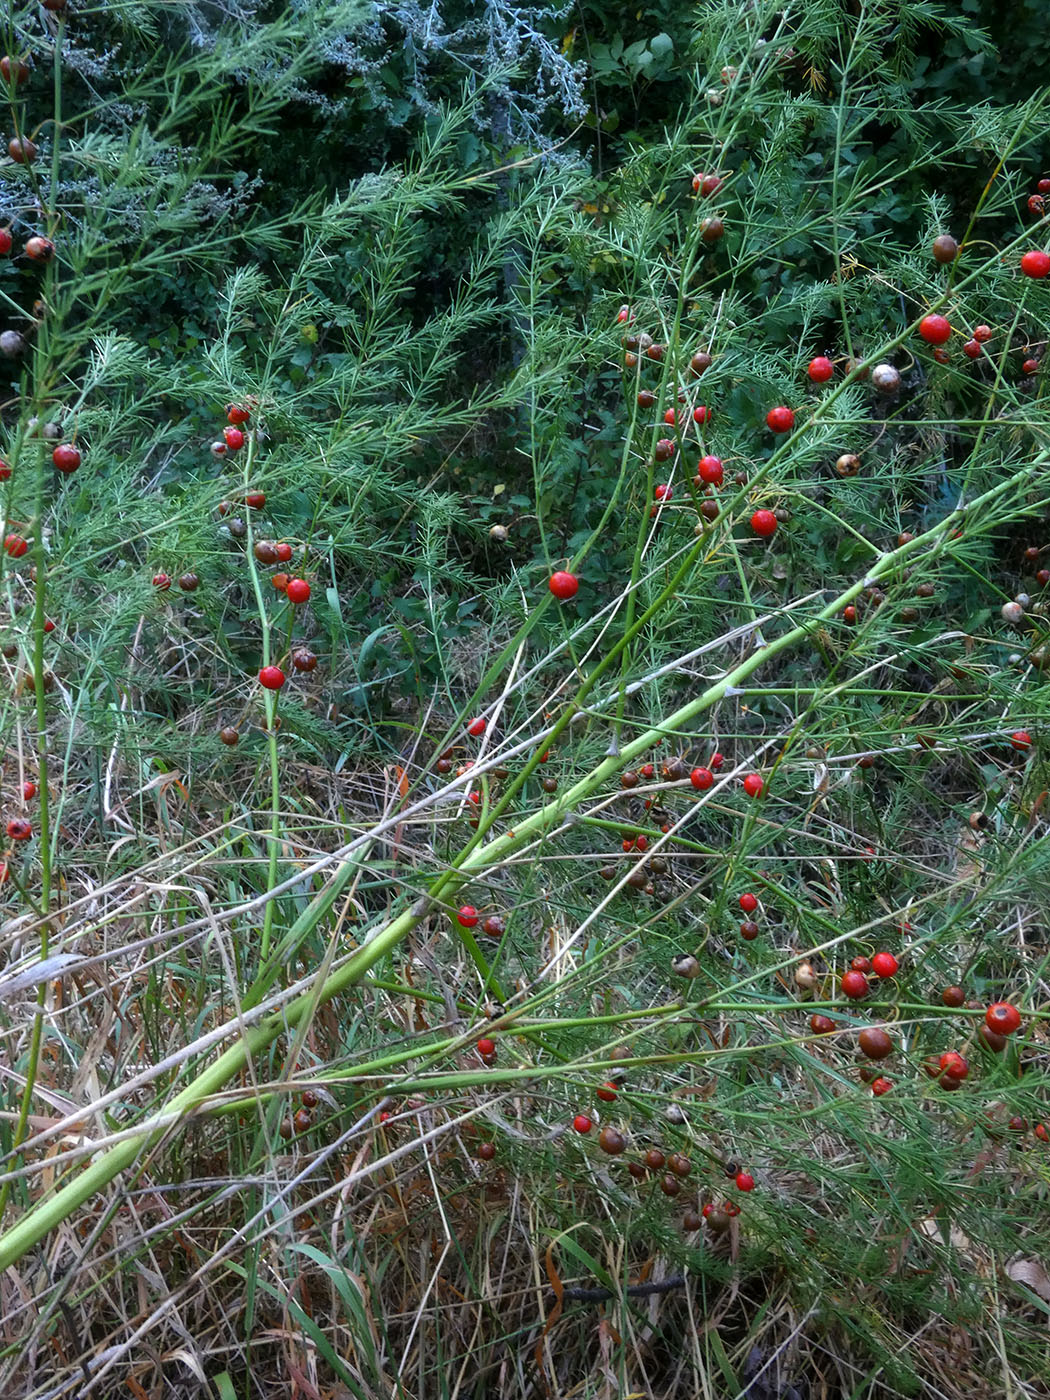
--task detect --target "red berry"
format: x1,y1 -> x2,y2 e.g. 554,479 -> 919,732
735,1171 -> 754,1191
1010,729 -> 1032,751
549,570 -> 579,600
871,951 -> 899,979
476,1037 -> 496,1057
258,665 -> 286,690
6,818 -> 31,841
1023,358 -> 1040,375
245,491 -> 266,509
223,426 -> 245,450
843,605 -> 856,624
690,766 -> 713,790
272,573 -> 289,592
52,443 -> 81,473
1035,1123 -> 1049,1143
1030,195 -> 1047,215
275,542 -> 293,562
918,314 -> 951,345
477,1141 -> 496,1161
22,781 -> 36,800
765,406 -> 795,433
932,348 -> 949,364
962,340 -> 981,359
285,578 -> 311,604
456,905 -> 479,928
24,236 -> 55,264
985,1001 -> 1021,1035
973,324 -> 993,342
1039,179 -> 1050,195
939,1051 -> 969,1080
870,1077 -> 892,1096
841,970 -> 869,1000
750,509 -> 777,538
467,717 -> 486,737
709,752 -> 724,770
152,572 -> 171,591
696,454 -> 723,486
738,892 -> 758,914
0,229 -> 10,256
596,1082 -> 618,1103
742,773 -> 764,798
0,459 -> 10,479
573,1114 -> 592,1134
654,483 -> 673,502
1021,250 -> 1050,279
226,404 -> 251,425
654,438 -> 676,461
692,172 -> 722,196
810,1014 -> 836,1034
807,356 -> 834,383
851,956 -> 872,974
4,534 -> 27,558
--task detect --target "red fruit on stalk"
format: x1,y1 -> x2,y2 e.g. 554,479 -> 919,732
1021,250 -> 1050,278
985,1002 -> 1021,1035
52,443 -> 81,473
549,571 -> 579,600
742,773 -> 764,798
690,766 -> 713,790
765,406 -> 795,433
696,454 -> 723,485
223,426 -> 245,450
573,1114 -> 592,1134
918,314 -> 951,345
476,1037 -> 496,1057
841,970 -> 869,1000
871,951 -> 899,978
24,236 -> 55,264
751,509 -> 777,538
807,356 -> 834,383
227,404 -> 251,425
258,665 -> 285,690
285,578 -> 311,604
456,905 -> 479,928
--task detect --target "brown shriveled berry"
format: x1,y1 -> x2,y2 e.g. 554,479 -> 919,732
645,1147 -> 666,1171
858,1027 -> 894,1060
660,1174 -> 680,1197
932,234 -> 959,264
219,726 -> 239,746
978,1025 -> 1007,1053
598,1125 -> 627,1155
668,1152 -> 692,1177
941,985 -> 966,1008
